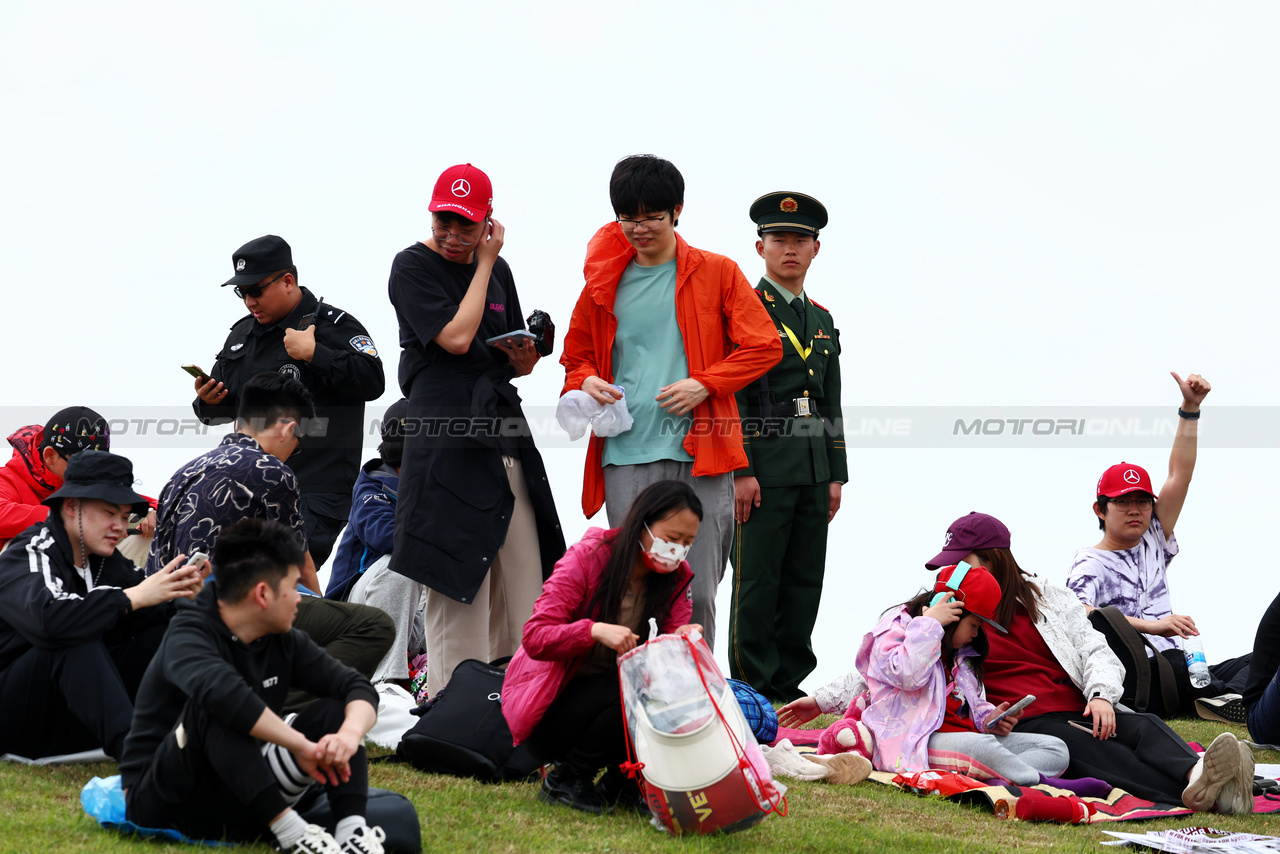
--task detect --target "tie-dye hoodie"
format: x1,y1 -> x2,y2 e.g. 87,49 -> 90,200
855,606 -> 997,774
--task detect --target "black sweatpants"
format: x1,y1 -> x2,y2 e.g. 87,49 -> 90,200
0,623 -> 166,760
1018,709 -> 1198,805
126,697 -> 368,843
525,671 -> 626,777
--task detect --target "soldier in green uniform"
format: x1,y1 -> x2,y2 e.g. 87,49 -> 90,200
728,192 -> 846,702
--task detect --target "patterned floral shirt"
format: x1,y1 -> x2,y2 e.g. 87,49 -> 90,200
144,433 -> 307,576
1066,516 -> 1179,653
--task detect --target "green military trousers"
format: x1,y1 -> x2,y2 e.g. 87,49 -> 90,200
727,481 -> 830,702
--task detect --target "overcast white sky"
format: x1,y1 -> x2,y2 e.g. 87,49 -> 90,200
2,2 -> 1277,693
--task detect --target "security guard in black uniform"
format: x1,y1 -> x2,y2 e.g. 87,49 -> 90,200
728,193 -> 846,702
192,235 -> 385,568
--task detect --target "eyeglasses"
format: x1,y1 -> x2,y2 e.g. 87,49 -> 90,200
431,225 -> 482,246
233,270 -> 289,300
616,212 -> 669,231
1109,497 -> 1153,510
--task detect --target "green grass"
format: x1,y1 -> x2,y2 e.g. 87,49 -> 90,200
4,718 -> 1279,853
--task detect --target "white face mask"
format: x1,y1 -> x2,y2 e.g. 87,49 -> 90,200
642,523 -> 692,570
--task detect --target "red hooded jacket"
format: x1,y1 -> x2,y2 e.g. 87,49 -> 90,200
0,426 -> 58,547
560,224 -> 783,517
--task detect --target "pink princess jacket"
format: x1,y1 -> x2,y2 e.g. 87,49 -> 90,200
855,606 -> 997,774
501,527 -> 693,745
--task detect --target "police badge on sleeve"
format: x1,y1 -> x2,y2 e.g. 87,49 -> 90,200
349,335 -> 378,357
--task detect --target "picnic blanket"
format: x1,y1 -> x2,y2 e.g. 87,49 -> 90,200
770,730 -> 1280,823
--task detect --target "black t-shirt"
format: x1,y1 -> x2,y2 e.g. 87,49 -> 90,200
388,242 -> 522,377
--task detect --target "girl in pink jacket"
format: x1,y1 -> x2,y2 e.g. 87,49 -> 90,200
832,564 -> 1069,786
502,480 -> 702,814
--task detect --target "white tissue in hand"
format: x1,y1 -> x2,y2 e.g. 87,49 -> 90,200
556,389 -> 634,439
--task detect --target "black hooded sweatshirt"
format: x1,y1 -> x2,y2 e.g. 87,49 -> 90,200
120,581 -> 377,790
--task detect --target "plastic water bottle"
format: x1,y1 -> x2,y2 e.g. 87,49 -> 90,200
1184,636 -> 1211,689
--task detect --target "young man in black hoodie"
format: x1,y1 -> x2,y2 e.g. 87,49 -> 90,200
0,449 -> 201,761
122,518 -> 385,854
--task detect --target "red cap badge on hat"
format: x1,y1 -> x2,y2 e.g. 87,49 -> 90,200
1096,462 -> 1154,498
429,163 -> 493,223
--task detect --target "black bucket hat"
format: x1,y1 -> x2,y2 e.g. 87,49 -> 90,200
43,450 -> 150,515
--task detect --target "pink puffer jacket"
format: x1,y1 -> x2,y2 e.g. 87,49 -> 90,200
501,527 -> 693,744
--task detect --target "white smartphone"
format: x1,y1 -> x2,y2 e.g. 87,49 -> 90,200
986,694 -> 1036,729
484,329 -> 537,346
184,551 -> 209,571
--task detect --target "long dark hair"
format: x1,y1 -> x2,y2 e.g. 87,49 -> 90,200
968,547 -> 1040,630
901,590 -> 988,683
585,480 -> 703,628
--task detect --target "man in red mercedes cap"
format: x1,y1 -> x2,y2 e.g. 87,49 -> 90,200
386,164 -> 564,700
1065,372 -> 1250,720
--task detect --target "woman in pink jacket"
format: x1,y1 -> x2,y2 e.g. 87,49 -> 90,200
502,480 -> 702,814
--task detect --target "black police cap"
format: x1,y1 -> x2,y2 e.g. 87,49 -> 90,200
749,192 -> 828,237
222,235 -> 294,288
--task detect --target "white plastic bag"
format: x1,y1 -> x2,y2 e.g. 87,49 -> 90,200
619,632 -> 786,835
555,389 -> 633,440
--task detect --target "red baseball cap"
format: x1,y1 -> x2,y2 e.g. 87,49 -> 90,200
925,512 -> 1011,570
1096,462 -> 1154,498
934,563 -> 1006,633
429,163 -> 493,223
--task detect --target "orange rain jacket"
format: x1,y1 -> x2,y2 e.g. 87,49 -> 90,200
560,223 -> 783,518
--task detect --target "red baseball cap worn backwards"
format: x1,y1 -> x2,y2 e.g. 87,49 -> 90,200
1096,462 -> 1154,498
429,163 -> 493,223
934,563 -> 1006,633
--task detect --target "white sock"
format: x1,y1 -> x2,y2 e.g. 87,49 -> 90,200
270,810 -> 308,850
335,815 -> 367,843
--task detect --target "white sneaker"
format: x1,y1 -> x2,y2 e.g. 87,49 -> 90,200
1213,741 -> 1256,815
1182,732 -> 1242,812
760,739 -> 830,782
340,824 -> 387,854
289,824 -> 343,854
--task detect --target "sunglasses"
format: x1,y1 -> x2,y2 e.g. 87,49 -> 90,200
233,270 -> 289,300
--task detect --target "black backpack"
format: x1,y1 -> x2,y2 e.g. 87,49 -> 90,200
1087,605 -> 1193,717
395,657 -> 541,782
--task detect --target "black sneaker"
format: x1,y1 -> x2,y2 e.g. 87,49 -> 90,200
538,766 -> 607,814
1196,694 -> 1248,725
595,767 -> 651,816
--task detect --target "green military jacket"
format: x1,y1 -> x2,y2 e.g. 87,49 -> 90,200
734,278 -> 847,487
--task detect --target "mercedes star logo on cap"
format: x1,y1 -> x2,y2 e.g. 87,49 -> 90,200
451,179 -> 471,197
1124,470 -> 1141,484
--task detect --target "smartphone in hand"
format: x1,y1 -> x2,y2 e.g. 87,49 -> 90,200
987,694 -> 1036,729
182,364 -> 210,382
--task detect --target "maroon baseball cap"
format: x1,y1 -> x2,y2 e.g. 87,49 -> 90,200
429,163 -> 493,223
934,563 -> 1006,633
1096,462 -> 1154,498
925,512 -> 1012,570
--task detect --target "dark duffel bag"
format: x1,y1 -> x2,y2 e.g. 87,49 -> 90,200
396,656 -> 541,782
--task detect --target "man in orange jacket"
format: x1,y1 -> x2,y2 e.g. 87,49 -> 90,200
560,155 -> 782,649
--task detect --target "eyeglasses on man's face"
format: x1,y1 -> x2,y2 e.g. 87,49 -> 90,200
1109,496 -> 1153,510
616,212 -> 669,232
431,224 -> 484,246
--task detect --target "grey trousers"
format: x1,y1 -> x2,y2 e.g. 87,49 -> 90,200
603,461 -> 734,651
349,555 -> 426,684
927,730 -> 1070,785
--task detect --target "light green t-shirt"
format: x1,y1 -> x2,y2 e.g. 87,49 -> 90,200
603,259 -> 694,466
